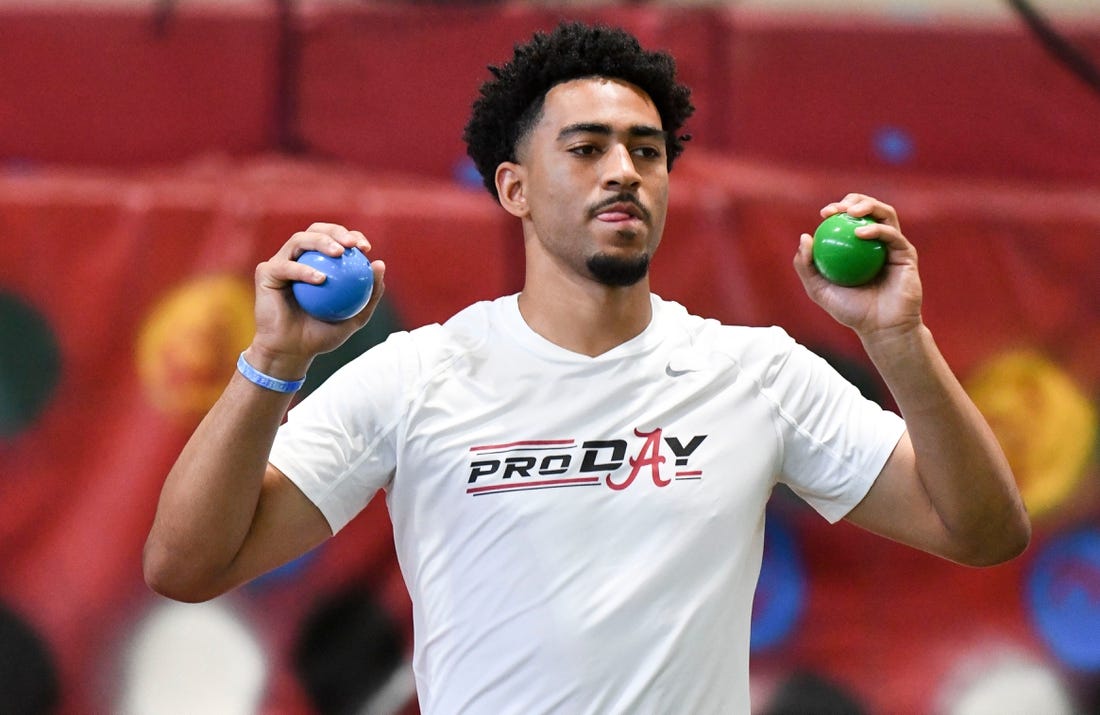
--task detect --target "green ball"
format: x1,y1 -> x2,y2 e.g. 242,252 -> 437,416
812,213 -> 887,286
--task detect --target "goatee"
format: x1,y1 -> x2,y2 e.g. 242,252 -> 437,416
587,252 -> 650,287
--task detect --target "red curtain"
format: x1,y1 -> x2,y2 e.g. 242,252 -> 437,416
0,4 -> 1097,714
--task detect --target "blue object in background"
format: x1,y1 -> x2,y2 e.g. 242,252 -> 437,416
1026,528 -> 1100,672
453,156 -> 485,190
751,515 -> 807,652
873,125 -> 915,165
247,549 -> 320,592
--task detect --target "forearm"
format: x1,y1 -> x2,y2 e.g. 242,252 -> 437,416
861,323 -> 1030,562
144,224 -> 383,599
143,350 -> 309,600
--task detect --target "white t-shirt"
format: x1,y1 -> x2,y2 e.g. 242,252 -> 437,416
270,294 -> 905,714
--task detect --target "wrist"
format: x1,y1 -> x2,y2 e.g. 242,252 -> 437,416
859,322 -> 944,399
237,352 -> 305,393
241,344 -> 313,383
858,320 -> 928,356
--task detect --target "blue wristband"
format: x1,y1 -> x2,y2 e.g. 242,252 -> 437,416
237,352 -> 306,393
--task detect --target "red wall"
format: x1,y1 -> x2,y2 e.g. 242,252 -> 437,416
0,4 -> 1097,714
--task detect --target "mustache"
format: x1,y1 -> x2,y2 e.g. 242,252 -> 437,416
588,193 -> 651,222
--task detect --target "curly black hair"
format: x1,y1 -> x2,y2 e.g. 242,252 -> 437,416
463,22 -> 695,199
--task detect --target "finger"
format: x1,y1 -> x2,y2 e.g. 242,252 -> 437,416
286,226 -> 372,258
792,233 -> 819,283
305,222 -> 350,236
297,226 -> 374,257
347,260 -> 388,328
820,193 -> 866,218
276,229 -> 350,260
368,260 -> 386,304
853,199 -> 897,225
316,227 -> 372,254
346,230 -> 372,255
255,257 -> 327,291
853,221 -> 908,251
305,223 -> 360,255
843,196 -> 899,228
263,225 -> 375,295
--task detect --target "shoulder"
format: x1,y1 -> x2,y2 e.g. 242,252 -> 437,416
437,297 -> 500,345
407,296 -> 501,358
294,299 -> 503,415
373,296 -> 505,379
653,295 -> 797,374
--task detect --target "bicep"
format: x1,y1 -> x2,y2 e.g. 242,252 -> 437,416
226,464 -> 333,591
843,431 -> 960,561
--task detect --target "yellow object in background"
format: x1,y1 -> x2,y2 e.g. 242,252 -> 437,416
966,351 -> 1098,520
137,275 -> 255,419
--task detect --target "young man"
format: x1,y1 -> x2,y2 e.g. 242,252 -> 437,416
144,23 -> 1030,713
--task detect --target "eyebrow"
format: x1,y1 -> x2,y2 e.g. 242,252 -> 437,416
556,122 -> 667,141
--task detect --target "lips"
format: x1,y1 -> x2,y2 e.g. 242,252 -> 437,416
596,210 -> 637,223
593,201 -> 647,223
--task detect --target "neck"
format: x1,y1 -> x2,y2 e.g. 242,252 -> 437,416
518,273 -> 653,358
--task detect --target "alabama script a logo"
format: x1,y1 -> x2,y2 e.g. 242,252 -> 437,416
466,428 -> 706,496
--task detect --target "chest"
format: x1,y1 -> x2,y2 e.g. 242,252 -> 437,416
393,352 -> 781,532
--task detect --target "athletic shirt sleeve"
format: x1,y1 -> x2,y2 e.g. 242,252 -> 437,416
755,326 -> 906,523
269,329 -> 423,534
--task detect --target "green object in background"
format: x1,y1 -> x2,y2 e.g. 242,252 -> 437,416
0,292 -> 61,438
298,296 -> 404,398
812,213 -> 886,287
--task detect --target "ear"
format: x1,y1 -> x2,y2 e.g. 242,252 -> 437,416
495,162 -> 529,219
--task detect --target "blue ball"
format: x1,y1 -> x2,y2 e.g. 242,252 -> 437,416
292,247 -> 374,322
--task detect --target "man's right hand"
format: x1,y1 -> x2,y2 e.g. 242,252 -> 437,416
247,223 -> 387,379
144,223 -> 383,601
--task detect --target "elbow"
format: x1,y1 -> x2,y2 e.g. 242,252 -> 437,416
142,540 -> 227,604
958,510 -> 1032,567
991,504 -> 1033,565
1002,512 -> 1033,562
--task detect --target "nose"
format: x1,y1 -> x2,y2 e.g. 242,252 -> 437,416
601,144 -> 642,190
